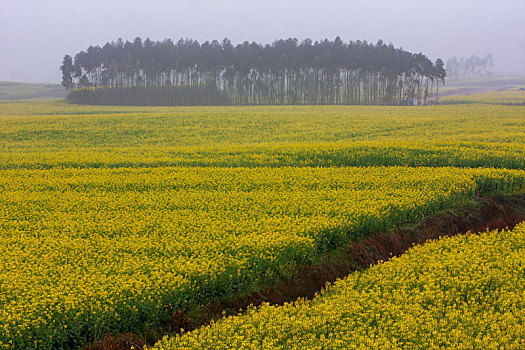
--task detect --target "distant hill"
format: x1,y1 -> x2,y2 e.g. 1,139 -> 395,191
0,81 -> 66,100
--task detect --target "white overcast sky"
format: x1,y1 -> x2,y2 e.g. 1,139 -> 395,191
1,0 -> 524,83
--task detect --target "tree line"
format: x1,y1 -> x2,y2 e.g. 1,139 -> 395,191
61,37 -> 446,106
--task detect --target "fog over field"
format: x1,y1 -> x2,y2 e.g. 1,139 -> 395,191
1,0 -> 524,83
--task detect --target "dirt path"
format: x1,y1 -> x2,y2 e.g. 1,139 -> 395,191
85,194 -> 525,350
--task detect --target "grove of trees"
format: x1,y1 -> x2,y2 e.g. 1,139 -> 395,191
61,37 -> 446,106
445,54 -> 494,79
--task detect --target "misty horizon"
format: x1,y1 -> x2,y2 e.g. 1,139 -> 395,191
1,0 -> 524,84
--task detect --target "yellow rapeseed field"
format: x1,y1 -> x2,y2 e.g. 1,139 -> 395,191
1,100 -> 525,348
1,166 -> 523,348
152,223 -> 525,350
1,100 -> 525,169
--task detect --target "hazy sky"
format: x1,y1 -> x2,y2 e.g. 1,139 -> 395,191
1,0 -> 524,83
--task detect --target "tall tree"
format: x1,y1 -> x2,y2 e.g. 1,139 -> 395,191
59,55 -> 75,91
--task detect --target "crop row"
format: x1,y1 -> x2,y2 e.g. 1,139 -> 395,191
1,141 -> 524,170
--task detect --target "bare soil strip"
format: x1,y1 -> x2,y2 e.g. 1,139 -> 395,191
84,194 -> 525,350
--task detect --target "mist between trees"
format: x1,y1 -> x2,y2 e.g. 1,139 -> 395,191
61,37 -> 446,106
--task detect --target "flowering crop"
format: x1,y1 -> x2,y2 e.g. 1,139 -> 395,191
152,222 -> 525,350
0,101 -> 525,170
0,166 -> 523,348
1,100 -> 525,348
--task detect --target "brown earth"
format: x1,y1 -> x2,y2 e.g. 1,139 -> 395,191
83,333 -> 146,350
84,194 -> 525,350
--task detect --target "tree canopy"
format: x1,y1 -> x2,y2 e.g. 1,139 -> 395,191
62,37 -> 446,106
